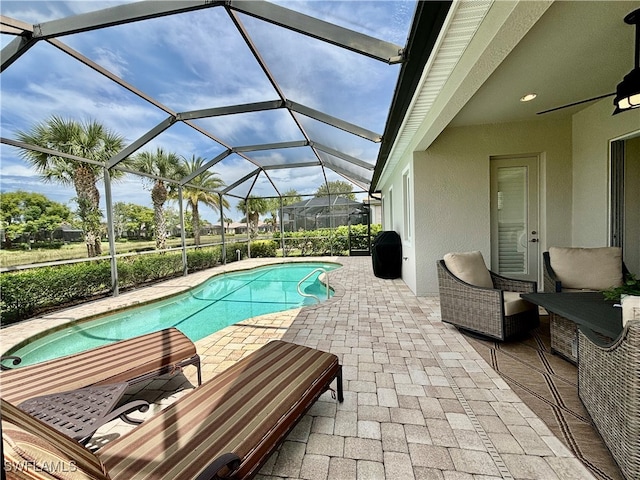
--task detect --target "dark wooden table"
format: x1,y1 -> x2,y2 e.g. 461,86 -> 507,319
520,292 -> 622,363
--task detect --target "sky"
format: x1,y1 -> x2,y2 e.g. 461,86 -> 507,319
0,0 -> 416,223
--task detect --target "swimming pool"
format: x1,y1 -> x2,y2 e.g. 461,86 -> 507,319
4,262 -> 339,367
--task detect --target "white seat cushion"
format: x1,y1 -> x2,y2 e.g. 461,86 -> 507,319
443,251 -> 493,288
549,246 -> 623,291
503,291 -> 536,316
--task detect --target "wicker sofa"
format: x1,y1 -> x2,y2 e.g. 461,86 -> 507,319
578,318 -> 640,480
437,251 -> 539,340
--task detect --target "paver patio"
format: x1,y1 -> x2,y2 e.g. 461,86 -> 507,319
1,256 -> 597,480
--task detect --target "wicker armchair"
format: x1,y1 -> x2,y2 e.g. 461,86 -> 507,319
437,258 -> 539,341
578,320 -> 640,480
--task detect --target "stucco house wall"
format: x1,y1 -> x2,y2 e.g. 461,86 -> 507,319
381,96 -> 639,296
410,116 -> 573,295
571,100 -> 640,248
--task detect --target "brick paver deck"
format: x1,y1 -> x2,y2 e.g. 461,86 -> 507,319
1,257 -> 596,479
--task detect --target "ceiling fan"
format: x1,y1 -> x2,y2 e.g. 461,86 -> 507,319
537,7 -> 640,115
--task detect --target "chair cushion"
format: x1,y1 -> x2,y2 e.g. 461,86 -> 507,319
1,327 -> 197,404
1,399 -> 110,480
97,340 -> 339,480
503,292 -> 536,316
548,247 -> 623,291
443,251 -> 493,288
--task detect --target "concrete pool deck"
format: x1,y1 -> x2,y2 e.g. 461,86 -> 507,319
1,256 -> 596,479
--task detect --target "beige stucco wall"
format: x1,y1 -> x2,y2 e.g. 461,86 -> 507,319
381,162 -> 415,290
571,99 -> 640,247
409,117 -> 573,295
381,102 -> 640,295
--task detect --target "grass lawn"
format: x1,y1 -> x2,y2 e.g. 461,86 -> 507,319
0,235 -> 234,268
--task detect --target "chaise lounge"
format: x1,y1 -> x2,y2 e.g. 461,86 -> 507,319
1,327 -> 202,405
2,340 -> 343,480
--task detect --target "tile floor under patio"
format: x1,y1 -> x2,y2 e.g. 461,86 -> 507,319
1,256 -> 597,480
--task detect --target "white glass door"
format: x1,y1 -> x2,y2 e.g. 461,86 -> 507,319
490,156 -> 539,282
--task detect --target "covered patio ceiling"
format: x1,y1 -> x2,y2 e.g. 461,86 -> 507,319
0,0 -> 451,203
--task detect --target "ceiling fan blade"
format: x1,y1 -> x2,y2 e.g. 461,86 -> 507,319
536,92 -> 615,115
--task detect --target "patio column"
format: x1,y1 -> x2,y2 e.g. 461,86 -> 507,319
280,196 -> 285,257
219,193 -> 226,265
103,166 -> 119,296
178,186 -> 187,276
246,203 -> 251,258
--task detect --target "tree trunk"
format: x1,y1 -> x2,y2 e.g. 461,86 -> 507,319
151,181 -> 168,251
74,165 -> 102,257
192,202 -> 201,246
249,210 -> 259,239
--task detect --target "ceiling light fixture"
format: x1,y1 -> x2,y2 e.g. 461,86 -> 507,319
613,8 -> 640,114
520,93 -> 537,102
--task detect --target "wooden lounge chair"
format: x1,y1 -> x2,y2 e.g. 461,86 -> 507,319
1,327 -> 201,405
2,340 -> 343,480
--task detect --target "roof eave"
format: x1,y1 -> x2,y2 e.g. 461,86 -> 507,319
370,1 -> 452,193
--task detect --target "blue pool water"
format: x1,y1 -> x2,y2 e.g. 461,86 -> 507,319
6,262 -> 339,367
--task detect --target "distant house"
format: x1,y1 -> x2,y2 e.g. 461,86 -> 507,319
226,222 -> 248,235
52,224 -> 83,243
281,197 -> 367,232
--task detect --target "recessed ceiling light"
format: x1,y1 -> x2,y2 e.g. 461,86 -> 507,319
520,93 -> 537,102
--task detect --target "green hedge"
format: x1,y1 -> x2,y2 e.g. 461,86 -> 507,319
0,246 -> 226,325
275,224 -> 381,256
249,240 -> 278,258
0,261 -> 112,324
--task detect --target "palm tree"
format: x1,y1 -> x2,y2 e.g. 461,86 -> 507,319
131,148 -> 185,250
237,196 -> 268,239
180,155 -> 228,246
16,116 -> 125,257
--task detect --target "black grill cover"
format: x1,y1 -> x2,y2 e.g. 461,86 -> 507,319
372,231 -> 402,279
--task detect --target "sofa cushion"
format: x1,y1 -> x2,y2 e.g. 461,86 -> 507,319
548,247 -> 623,291
444,251 -> 493,288
503,292 -> 536,316
1,399 -> 109,480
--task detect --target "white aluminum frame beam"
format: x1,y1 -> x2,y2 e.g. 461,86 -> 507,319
228,0 -> 404,64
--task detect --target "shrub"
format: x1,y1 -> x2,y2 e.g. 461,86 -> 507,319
0,260 -> 112,324
187,246 -> 222,271
117,253 -> 183,288
249,240 -> 278,258
221,242 -> 248,263
277,224 -> 381,256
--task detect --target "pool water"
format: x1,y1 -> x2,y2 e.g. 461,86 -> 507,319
6,262 -> 339,367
